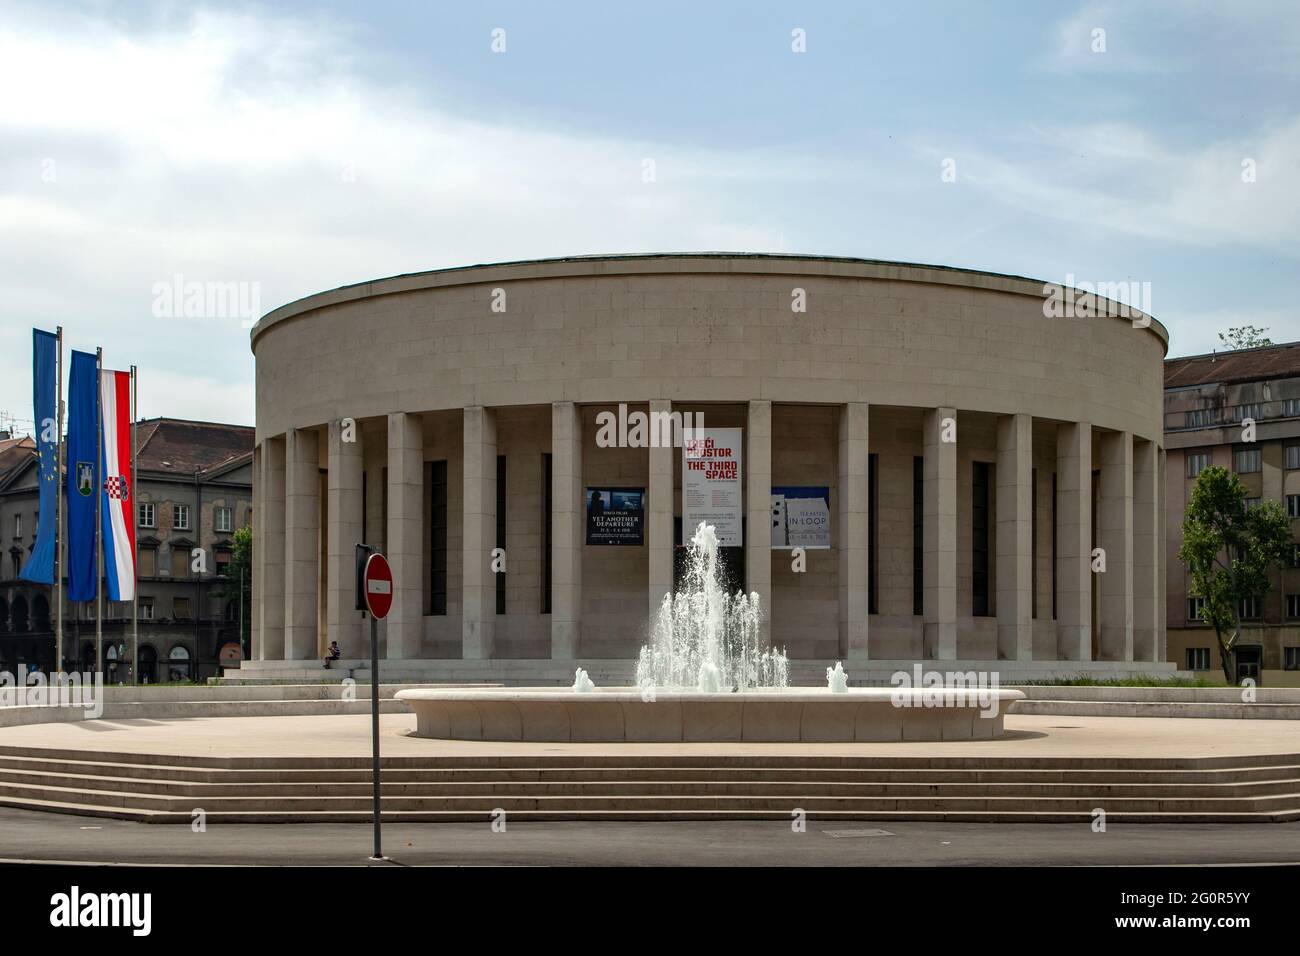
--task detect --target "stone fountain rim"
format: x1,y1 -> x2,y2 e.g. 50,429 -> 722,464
395,687 -> 1026,703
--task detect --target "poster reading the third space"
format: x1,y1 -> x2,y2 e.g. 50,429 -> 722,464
683,427 -> 743,546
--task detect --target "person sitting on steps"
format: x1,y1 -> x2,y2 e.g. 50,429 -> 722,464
323,641 -> 341,668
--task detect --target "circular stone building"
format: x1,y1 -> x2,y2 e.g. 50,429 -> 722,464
238,254 -> 1175,684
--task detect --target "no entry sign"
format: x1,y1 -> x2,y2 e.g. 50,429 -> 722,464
362,552 -> 393,619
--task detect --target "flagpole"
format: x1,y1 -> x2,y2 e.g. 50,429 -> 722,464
55,326 -> 64,673
94,347 -> 103,679
131,365 -> 138,685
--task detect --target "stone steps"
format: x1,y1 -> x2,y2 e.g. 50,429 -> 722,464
2,770 -> 1298,800
0,746 -> 1295,824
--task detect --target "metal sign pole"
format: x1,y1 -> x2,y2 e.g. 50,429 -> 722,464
371,611 -> 381,860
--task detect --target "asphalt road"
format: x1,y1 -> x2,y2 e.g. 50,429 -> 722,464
0,807 -> 1297,866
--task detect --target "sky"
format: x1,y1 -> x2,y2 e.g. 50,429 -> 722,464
1,0 -> 1297,431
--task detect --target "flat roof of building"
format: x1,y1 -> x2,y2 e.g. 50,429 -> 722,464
1164,340 -> 1300,388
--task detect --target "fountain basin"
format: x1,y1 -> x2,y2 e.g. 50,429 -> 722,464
395,687 -> 1025,742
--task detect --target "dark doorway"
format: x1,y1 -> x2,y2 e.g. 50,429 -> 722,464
1234,645 -> 1263,686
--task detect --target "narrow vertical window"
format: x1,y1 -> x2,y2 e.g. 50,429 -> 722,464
495,455 -> 506,615
868,453 -> 879,615
541,453 -> 552,614
972,461 -> 990,616
430,460 -> 448,615
1030,467 -> 1038,620
1051,472 -> 1058,620
912,456 -> 923,616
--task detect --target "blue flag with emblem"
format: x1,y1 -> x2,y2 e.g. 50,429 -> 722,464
66,349 -> 98,601
18,329 -> 58,584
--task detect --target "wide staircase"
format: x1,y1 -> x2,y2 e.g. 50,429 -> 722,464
0,745 -> 1296,824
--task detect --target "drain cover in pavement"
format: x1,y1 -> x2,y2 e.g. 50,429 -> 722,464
823,829 -> 894,838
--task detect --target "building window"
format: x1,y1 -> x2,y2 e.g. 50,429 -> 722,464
1185,409 -> 1219,428
496,455 -> 506,616
912,456 -> 923,616
1282,399 -> 1300,418
1031,467 -> 1038,620
214,506 -> 232,533
1243,497 -> 1262,512
173,597 -> 191,619
215,550 -> 231,575
541,453 -> 552,615
971,461 -> 991,617
140,598 -> 155,620
1186,647 -> 1211,671
1187,596 -> 1206,622
1287,494 -> 1300,518
1291,543 -> 1300,569
1287,595 -> 1300,620
430,460 -> 448,615
1238,596 -> 1260,620
1285,647 -> 1300,670
1234,448 -> 1261,474
1185,452 -> 1211,478
173,504 -> 190,531
12,514 -> 20,539
171,547 -> 190,578
139,502 -> 155,528
138,547 -> 157,577
868,453 -> 878,616
1233,403 -> 1263,423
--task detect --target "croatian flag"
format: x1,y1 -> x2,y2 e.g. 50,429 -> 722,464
100,369 -> 135,601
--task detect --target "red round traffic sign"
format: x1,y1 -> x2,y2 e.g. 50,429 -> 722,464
363,553 -> 394,619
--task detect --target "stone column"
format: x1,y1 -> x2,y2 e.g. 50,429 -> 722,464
462,406 -> 496,659
551,402 -> 582,659
1056,421 -> 1092,661
838,402 -> 870,659
257,436 -> 286,660
326,419 -> 365,658
1098,431 -> 1134,661
996,414 -> 1033,661
1132,437 -> 1159,662
387,412 -> 424,660
283,427 -> 320,660
648,400 -> 674,620
746,400 -> 773,648
923,407 -> 957,660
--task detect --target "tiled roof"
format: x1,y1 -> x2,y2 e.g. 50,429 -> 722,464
1165,341 -> 1300,388
135,418 -> 254,475
0,436 -> 36,487
0,420 -> 253,488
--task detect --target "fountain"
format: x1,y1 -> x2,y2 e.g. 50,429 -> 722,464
396,522 -> 1023,741
826,662 -> 849,693
636,522 -> 787,693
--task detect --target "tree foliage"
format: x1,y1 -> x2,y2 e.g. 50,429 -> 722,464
216,525 -> 253,651
1217,325 -> 1272,350
1178,466 -> 1290,681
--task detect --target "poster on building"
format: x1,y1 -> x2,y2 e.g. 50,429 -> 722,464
771,486 -> 831,549
683,427 -> 743,546
585,487 -> 645,545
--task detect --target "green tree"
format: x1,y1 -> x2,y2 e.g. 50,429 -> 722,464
1218,325 -> 1272,350
216,525 -> 253,656
1178,466 -> 1290,682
